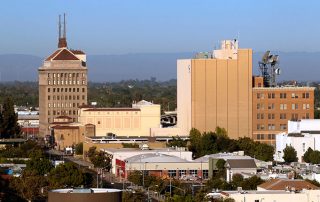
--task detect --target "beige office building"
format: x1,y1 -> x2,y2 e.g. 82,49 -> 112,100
177,40 -> 253,139
38,16 -> 88,136
78,100 -> 161,137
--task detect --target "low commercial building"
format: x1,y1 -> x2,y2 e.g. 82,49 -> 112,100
78,100 -> 161,137
275,119 -> 320,162
194,152 -> 257,182
102,147 -> 192,175
117,153 -> 208,180
48,188 -> 122,202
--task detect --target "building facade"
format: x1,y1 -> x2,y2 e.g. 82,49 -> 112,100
253,78 -> 314,145
78,100 -> 160,137
177,40 -> 253,139
38,16 -> 88,136
275,119 -> 320,162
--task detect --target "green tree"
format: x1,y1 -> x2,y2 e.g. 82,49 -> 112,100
10,170 -> 48,201
309,150 -> 320,164
216,159 -> 226,170
87,146 -> 111,171
188,128 -> 202,158
75,142 -> 83,155
25,149 -> 53,175
0,97 -> 21,138
167,136 -> 187,148
241,176 -> 264,190
303,147 -> 314,163
49,162 -> 84,188
283,145 -> 298,163
231,174 -> 244,188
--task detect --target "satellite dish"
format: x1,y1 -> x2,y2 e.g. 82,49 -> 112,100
262,51 -> 270,64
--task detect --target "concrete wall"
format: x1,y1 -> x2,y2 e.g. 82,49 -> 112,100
78,104 -> 160,137
178,48 -> 252,139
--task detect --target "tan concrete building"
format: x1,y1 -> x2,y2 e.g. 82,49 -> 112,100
78,100 -> 161,137
38,16 -> 88,136
49,116 -> 94,150
252,77 -> 314,145
177,40 -> 253,139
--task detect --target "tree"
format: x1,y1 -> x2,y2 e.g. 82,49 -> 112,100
25,149 -> 53,175
87,146 -> 111,171
241,176 -> 264,190
216,159 -> 226,170
309,150 -> 320,164
10,170 -> 48,201
231,174 -> 244,188
303,147 -> 314,163
167,136 -> 187,148
49,162 -> 84,188
283,145 -> 298,163
75,142 -> 83,155
0,97 -> 20,138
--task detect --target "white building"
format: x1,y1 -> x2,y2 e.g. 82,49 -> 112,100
101,147 -> 192,174
275,119 -> 320,162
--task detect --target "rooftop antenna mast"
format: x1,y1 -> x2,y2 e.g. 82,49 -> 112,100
63,13 -> 66,39
58,15 -> 61,39
258,51 -> 281,87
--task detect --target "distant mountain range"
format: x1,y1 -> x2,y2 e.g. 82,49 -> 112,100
0,52 -> 319,82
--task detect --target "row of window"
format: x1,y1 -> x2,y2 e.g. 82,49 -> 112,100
48,102 -> 84,108
48,73 -> 85,78
256,92 -> 310,99
48,80 -> 86,85
48,109 -> 78,116
256,134 -> 276,140
257,103 -> 310,110
48,95 -> 85,101
48,87 -> 86,93
168,170 -> 209,179
48,117 -> 76,123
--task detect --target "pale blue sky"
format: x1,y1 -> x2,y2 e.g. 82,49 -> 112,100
0,0 -> 319,56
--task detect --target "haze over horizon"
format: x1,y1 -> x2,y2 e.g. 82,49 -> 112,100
1,1 -> 320,82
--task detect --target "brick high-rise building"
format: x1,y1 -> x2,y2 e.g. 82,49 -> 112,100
38,15 -> 88,136
252,76 -> 314,145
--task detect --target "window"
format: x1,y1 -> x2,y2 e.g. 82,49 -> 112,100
48,110 -> 50,115
48,88 -> 50,92
268,103 -> 275,109
306,113 -> 310,119
291,113 -> 298,121
53,88 -> 56,93
257,93 -> 261,99
190,170 -> 198,176
179,170 -> 186,177
268,124 -> 275,130
292,104 -> 298,110
82,95 -> 85,100
57,88 -> 60,92
168,170 -> 176,177
268,93 -> 275,99
268,113 -> 275,119
280,93 -> 287,99
280,124 -> 287,130
280,113 -> 287,119
257,104 -> 260,110
306,93 -> 310,98
261,134 -> 265,139
48,96 -> 50,100
82,88 -> 85,92
48,73 -> 51,77
48,80 -> 51,85
272,134 -> 275,139
203,170 -> 208,179
257,134 -> 260,140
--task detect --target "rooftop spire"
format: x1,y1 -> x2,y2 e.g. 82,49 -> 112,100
58,13 -> 67,48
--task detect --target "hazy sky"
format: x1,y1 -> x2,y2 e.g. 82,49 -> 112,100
1,0 -> 319,56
